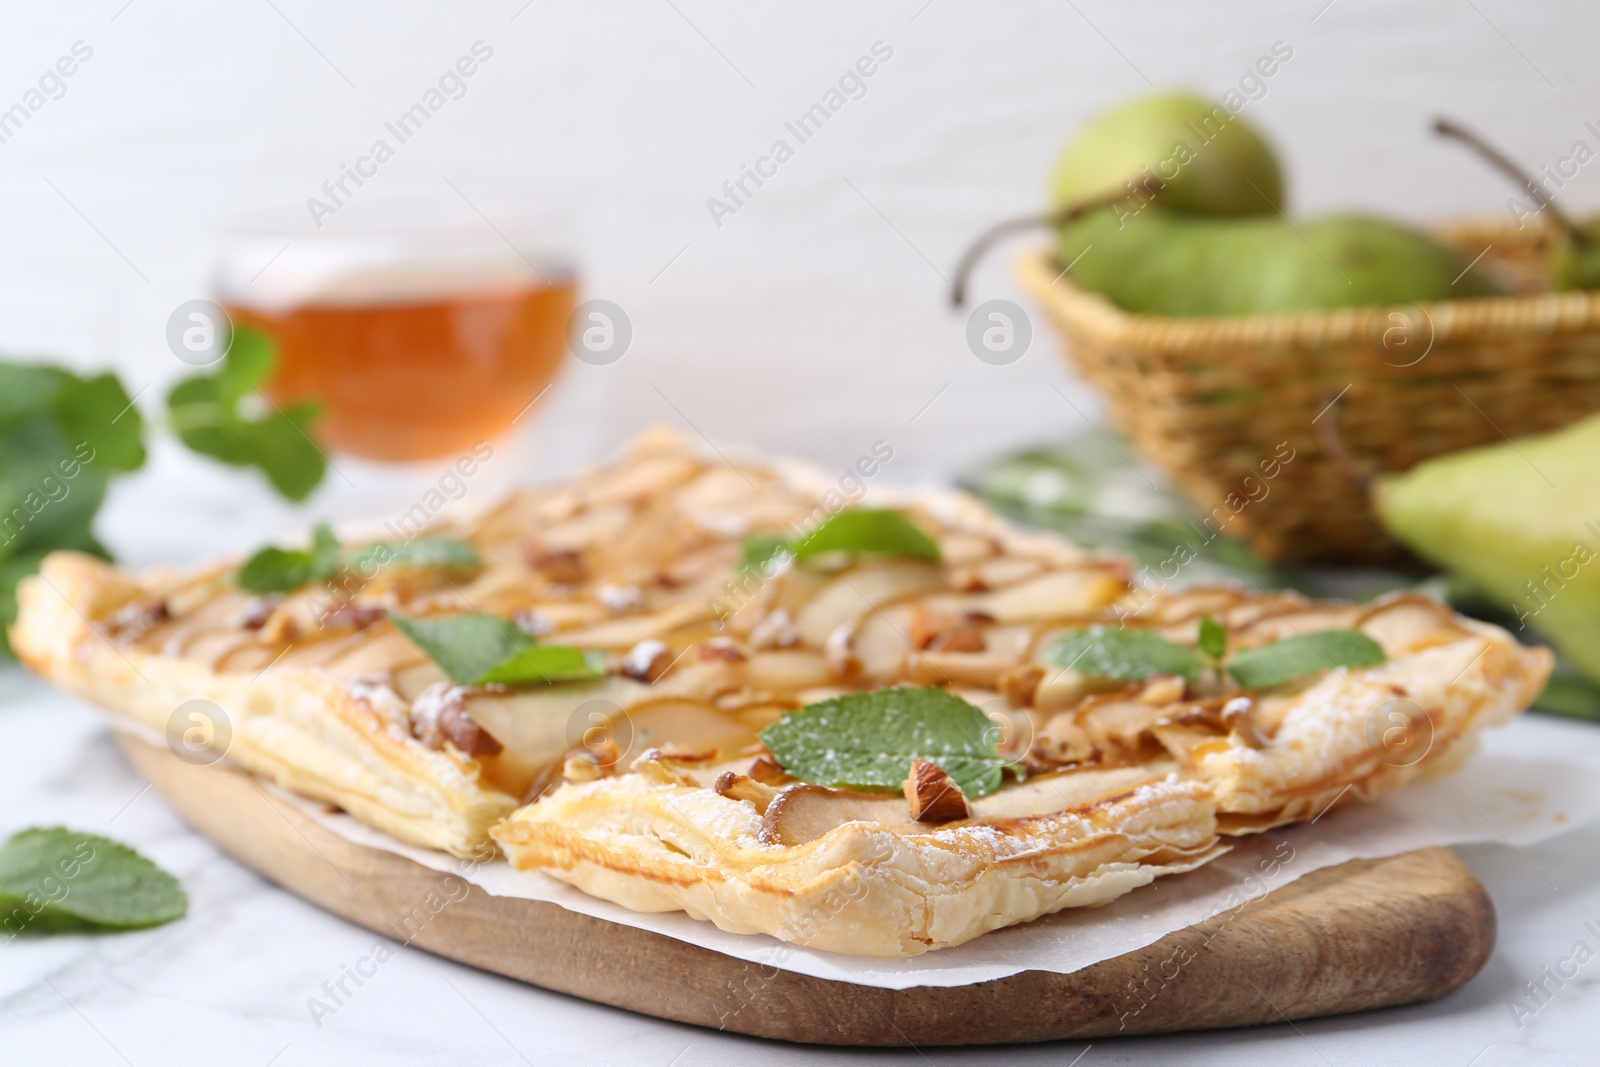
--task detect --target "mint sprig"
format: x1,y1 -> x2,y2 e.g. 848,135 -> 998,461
238,522 -> 341,594
1048,623 -> 1386,691
1225,630 -> 1386,689
238,526 -> 480,595
348,537 -> 482,575
390,612 -> 605,686
0,827 -> 186,933
741,508 -> 941,571
759,686 -> 1005,798
0,336 -> 331,656
167,326 -> 326,502
1049,625 -> 1207,684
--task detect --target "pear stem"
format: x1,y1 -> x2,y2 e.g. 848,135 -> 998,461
1432,117 -> 1589,249
949,180 -> 1163,307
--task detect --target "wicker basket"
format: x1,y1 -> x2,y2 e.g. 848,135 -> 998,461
1016,221 -> 1600,563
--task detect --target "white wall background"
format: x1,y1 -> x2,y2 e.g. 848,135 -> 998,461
1,0 -> 1596,554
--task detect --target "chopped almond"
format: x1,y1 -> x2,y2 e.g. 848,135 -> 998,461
908,605 -> 960,650
928,625 -> 986,653
240,596 -> 281,631
525,545 -> 586,584
1221,696 -> 1268,748
999,664 -> 1045,707
698,636 -> 747,663
622,639 -> 673,682
903,758 -> 970,823
440,704 -> 502,758
747,609 -> 799,650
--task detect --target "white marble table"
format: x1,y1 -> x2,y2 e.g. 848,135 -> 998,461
3,645 -> 1599,1066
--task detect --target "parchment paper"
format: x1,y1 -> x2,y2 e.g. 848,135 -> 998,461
258,751 -> 1598,990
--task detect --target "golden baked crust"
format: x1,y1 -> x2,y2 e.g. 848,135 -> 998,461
10,427 -> 1127,856
491,590 -> 1548,955
13,427 -> 1552,953
493,757 -> 1224,958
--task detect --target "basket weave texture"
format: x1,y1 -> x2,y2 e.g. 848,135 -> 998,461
1016,222 -> 1600,563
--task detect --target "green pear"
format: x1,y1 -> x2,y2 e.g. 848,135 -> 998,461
1374,413 -> 1600,681
1051,91 -> 1285,218
1255,214 -> 1507,309
1057,208 -> 1506,316
1057,209 -> 1284,316
1549,216 -> 1600,290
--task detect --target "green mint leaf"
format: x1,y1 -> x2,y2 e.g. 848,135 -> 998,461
0,364 -> 70,428
0,827 -> 186,932
1226,630 -> 1386,690
740,532 -> 792,573
217,325 -> 275,403
237,402 -> 327,502
0,414 -> 109,560
759,686 -> 1006,798
390,612 -> 604,687
237,546 -> 314,594
791,508 -> 941,563
1049,625 -> 1206,685
167,326 -> 327,502
309,522 -> 342,577
237,523 -> 341,594
239,529 -> 481,595
1198,616 -> 1228,661
348,537 -> 481,575
391,612 -> 533,683
477,645 -> 607,685
52,372 -> 145,474
0,361 -> 145,659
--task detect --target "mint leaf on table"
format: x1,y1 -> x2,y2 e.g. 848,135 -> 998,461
347,536 -> 481,575
0,827 -> 186,933
759,686 -> 1006,798
1225,630 -> 1386,690
390,612 -> 605,686
167,325 -> 326,502
792,508 -> 941,562
1049,625 -> 1207,685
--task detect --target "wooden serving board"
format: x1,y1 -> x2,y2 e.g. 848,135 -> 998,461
115,733 -> 1495,1046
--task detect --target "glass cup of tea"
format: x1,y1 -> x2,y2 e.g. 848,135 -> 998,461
214,219 -> 577,463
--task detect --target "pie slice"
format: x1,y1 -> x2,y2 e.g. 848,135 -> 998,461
12,428 -> 1551,956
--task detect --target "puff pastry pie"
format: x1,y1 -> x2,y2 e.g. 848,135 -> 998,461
12,429 -> 1551,956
